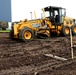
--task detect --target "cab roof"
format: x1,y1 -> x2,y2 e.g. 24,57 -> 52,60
44,6 -> 65,11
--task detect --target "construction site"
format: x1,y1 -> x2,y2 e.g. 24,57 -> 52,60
0,31 -> 75,75
0,4 -> 76,75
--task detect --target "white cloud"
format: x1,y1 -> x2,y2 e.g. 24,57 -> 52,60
12,0 -> 76,22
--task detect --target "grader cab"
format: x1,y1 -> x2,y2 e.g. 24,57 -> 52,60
43,6 -> 76,35
10,6 -> 76,41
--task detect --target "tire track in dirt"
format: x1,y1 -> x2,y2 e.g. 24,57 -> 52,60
0,33 -> 76,75
0,59 -> 76,75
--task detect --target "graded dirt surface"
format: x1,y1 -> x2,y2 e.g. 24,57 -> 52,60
0,33 -> 76,75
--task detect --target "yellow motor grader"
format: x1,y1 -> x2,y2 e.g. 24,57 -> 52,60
10,6 -> 76,41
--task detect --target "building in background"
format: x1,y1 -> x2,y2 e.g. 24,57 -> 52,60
0,0 -> 12,22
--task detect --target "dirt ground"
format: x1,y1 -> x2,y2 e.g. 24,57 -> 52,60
0,33 -> 76,75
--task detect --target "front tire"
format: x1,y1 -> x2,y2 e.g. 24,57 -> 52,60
19,27 -> 34,42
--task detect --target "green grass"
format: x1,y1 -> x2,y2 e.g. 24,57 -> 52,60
0,30 -> 10,32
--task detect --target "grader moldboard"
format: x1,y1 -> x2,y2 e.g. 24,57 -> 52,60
10,6 -> 76,42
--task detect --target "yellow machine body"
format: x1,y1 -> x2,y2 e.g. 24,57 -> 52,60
10,6 -> 76,41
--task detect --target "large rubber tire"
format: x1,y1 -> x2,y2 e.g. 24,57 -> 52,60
9,30 -> 14,40
71,25 -> 76,35
0,22 -> 8,29
19,27 -> 34,42
2,28 -> 6,30
62,26 -> 70,36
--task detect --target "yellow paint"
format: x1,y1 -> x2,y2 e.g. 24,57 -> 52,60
24,31 -> 32,40
12,6 -> 75,40
74,27 -> 76,33
65,27 -> 70,34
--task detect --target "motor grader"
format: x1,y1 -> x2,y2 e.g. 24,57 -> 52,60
10,6 -> 76,41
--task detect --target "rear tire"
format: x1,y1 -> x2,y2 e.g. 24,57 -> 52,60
71,25 -> 76,35
62,26 -> 70,36
19,27 -> 34,42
